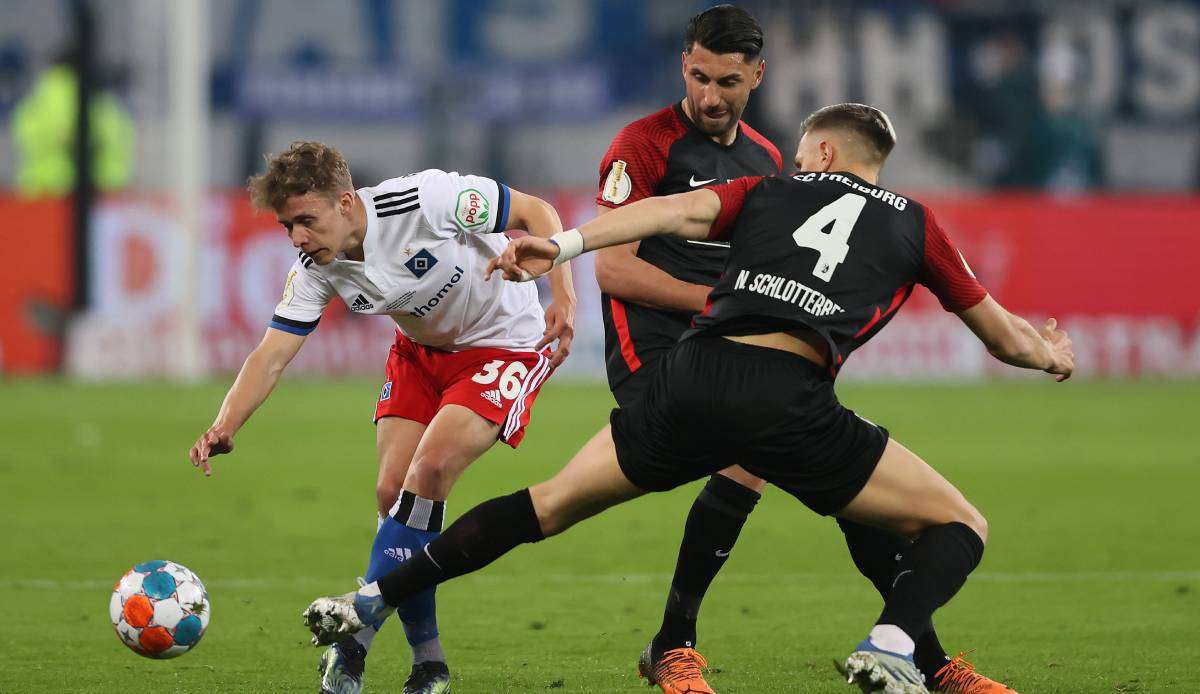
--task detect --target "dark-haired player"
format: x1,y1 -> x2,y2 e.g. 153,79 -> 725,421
305,103 -> 1070,693
595,6 -> 1014,693
593,9 -> 779,686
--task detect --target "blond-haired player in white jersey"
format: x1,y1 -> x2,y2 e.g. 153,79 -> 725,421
186,141 -> 576,694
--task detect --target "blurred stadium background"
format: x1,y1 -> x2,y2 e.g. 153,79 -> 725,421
2,0 -> 1198,381
2,2 -> 1199,692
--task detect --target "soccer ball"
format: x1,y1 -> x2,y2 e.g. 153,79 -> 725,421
109,560 -> 210,659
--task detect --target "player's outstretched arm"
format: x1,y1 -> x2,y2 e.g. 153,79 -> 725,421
581,188 -> 722,245
957,295 -> 1074,381
504,189 -> 577,367
593,206 -> 713,313
188,328 -> 307,475
487,189 -> 721,282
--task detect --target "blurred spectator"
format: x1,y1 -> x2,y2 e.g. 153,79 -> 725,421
970,32 -> 1046,188
10,52 -> 135,197
970,29 -> 1105,191
1037,34 -> 1105,191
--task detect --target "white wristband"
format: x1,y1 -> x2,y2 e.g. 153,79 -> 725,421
550,229 -> 584,267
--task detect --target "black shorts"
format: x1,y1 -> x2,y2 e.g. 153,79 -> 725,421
611,356 -> 660,410
610,335 -> 889,516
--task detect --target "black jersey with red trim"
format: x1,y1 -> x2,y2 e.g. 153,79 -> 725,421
596,102 -> 782,388
685,171 -> 987,375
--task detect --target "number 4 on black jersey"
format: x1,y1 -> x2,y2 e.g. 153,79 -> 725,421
685,172 -> 988,375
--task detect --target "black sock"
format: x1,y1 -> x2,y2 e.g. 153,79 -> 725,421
837,518 -> 950,678
654,475 -> 760,657
876,522 -> 985,641
377,489 -> 544,607
915,630 -> 951,685
837,518 -> 912,597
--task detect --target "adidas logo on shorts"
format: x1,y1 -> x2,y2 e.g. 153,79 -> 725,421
351,294 -> 374,311
481,390 -> 503,408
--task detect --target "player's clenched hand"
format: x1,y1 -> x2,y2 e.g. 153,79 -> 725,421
1040,317 -> 1074,382
189,427 -> 234,476
485,236 -> 558,282
538,299 -> 576,367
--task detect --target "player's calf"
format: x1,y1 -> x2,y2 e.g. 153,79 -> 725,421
652,473 -> 761,656
370,491 -> 446,663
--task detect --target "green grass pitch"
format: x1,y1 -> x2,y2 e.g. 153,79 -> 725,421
0,378 -> 1196,692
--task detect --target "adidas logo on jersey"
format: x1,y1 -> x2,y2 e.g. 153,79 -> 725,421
383,547 -> 413,562
351,294 -> 374,311
481,390 -> 503,408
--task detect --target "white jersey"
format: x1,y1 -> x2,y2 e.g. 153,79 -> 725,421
269,169 -> 545,351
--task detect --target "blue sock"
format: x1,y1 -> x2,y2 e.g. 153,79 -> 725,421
365,491 -> 445,657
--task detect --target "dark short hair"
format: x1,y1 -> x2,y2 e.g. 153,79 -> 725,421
799,103 -> 897,163
684,4 -> 763,60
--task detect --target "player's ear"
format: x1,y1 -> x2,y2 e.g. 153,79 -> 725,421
751,58 -> 765,89
819,139 -> 835,171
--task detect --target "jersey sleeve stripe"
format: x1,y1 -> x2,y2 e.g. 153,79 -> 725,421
919,205 -> 988,312
494,183 -> 510,233
269,314 -> 319,336
377,203 -> 421,218
376,194 -> 418,210
373,187 -> 417,202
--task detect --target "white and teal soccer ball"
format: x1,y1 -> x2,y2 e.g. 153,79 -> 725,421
109,560 -> 210,659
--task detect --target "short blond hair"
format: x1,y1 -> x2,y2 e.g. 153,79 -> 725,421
247,141 -> 353,211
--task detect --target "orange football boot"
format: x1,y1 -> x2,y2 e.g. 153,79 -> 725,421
637,644 -> 716,694
931,652 -> 1017,693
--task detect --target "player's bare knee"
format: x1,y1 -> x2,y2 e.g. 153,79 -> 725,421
946,502 -> 988,544
404,452 -> 458,498
964,507 -> 988,544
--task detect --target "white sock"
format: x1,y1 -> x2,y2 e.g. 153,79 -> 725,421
869,624 -> 915,655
